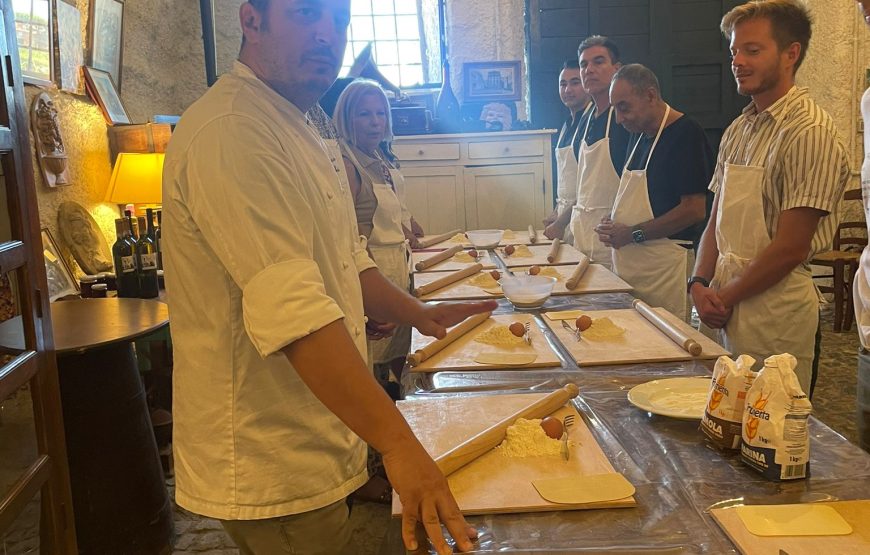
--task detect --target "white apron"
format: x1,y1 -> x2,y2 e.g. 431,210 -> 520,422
854,88 -> 870,348
611,106 -> 690,320
712,109 -> 817,392
348,148 -> 412,366
555,106 -> 590,243
570,107 -> 621,270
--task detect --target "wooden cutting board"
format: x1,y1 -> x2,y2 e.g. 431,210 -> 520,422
510,264 -> 633,295
391,393 -> 637,515
543,307 -> 729,366
411,249 -> 497,273
417,230 -> 553,250
414,270 -> 505,301
497,244 -> 585,267
409,313 -> 561,372
711,501 -> 870,555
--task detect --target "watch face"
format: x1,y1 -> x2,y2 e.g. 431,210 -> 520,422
632,229 -> 644,243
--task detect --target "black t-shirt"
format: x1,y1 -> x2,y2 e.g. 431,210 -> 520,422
574,105 -> 632,175
556,112 -> 583,149
625,114 -> 713,242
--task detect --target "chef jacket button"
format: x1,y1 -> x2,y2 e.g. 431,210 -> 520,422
327,190 -> 335,199
354,326 -> 361,337
342,261 -> 349,270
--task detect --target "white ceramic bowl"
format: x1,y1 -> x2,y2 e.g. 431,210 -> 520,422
465,229 -> 504,249
500,274 -> 557,309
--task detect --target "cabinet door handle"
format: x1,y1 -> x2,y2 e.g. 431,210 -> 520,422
418,149 -> 425,155
503,147 -> 510,153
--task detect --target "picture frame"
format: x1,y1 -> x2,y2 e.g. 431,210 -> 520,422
82,66 -> 131,125
462,61 -> 522,102
41,228 -> 79,302
56,0 -> 83,94
13,0 -> 55,86
88,0 -> 124,89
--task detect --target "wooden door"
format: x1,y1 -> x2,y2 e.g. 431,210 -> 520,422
0,0 -> 76,552
527,0 -> 746,151
401,165 -> 466,234
464,163 -> 545,230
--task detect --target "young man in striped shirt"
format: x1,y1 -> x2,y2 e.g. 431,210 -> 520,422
690,0 -> 849,395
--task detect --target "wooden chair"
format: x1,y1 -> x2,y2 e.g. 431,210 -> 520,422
812,189 -> 866,332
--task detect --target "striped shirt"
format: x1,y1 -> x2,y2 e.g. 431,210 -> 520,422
709,86 -> 850,262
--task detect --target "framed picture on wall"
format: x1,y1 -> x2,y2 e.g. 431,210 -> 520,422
41,228 -> 79,302
89,0 -> 124,89
83,66 -> 131,125
462,61 -> 522,102
56,0 -> 83,94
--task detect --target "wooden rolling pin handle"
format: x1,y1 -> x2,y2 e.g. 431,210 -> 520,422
547,238 -> 562,263
686,340 -> 702,357
434,383 -> 580,477
632,299 -> 702,356
528,224 -> 537,244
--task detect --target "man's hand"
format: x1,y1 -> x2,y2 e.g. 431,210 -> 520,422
543,208 -> 558,227
365,318 -> 396,340
383,446 -> 478,554
411,301 -> 498,339
691,284 -> 731,328
594,218 -> 633,249
544,220 -> 566,240
410,218 -> 425,238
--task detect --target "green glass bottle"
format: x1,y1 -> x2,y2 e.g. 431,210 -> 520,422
136,211 -> 159,298
112,218 -> 139,297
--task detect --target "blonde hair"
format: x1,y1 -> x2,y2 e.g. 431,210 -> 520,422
334,79 -> 394,147
721,0 -> 812,72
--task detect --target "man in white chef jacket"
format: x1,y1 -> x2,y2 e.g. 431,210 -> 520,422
162,1 -> 493,553
543,59 -> 590,242
690,0 -> 849,396
853,0 -> 870,453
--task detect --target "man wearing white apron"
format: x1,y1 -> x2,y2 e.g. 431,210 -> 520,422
567,36 -> 632,269
853,0 -> 870,453
691,1 -> 849,396
544,59 -> 590,243
598,65 -> 710,321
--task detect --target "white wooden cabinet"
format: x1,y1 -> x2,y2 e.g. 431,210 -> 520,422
393,130 -> 556,233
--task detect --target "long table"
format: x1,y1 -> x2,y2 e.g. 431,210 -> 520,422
382,289 -> 870,553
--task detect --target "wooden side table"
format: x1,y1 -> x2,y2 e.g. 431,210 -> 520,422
0,298 -> 173,554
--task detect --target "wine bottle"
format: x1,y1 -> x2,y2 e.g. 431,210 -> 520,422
435,61 -> 461,133
136,214 -> 159,298
112,218 -> 140,297
155,209 -> 163,270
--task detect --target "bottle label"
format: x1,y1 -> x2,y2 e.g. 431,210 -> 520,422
141,253 -> 158,270
121,255 -> 136,273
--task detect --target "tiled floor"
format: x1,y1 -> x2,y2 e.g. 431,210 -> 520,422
171,305 -> 867,554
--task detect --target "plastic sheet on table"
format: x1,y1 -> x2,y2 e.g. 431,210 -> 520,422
384,480 -> 732,554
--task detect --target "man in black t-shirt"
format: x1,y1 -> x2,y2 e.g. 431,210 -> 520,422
596,64 -> 711,320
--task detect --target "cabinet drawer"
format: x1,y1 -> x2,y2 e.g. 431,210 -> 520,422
468,139 -> 543,159
394,142 -> 461,161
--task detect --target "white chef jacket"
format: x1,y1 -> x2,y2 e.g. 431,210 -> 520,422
163,61 -> 375,520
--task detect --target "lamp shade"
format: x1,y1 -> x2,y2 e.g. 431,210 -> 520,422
106,152 -> 165,204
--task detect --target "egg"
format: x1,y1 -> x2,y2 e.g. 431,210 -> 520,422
509,322 -> 526,337
540,416 -> 564,440
489,269 -> 501,280
468,249 -> 479,258
528,265 -> 541,276
504,244 -> 515,255
576,315 -> 593,331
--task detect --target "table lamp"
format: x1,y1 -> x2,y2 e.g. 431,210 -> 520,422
106,152 -> 164,215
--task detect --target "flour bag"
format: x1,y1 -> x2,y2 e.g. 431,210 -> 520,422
741,354 -> 812,481
701,354 -> 756,450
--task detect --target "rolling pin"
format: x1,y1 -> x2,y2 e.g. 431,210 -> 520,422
546,238 -> 562,263
434,383 -> 581,476
417,229 -> 463,249
528,225 -> 538,244
407,311 -> 492,366
632,299 -> 702,356
413,264 -> 483,297
564,254 -> 591,290
414,244 -> 464,271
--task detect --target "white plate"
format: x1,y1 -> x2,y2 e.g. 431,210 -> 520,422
627,377 -> 711,420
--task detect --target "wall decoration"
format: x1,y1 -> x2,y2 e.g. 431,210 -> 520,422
41,228 -> 79,302
58,201 -> 113,276
462,61 -> 522,102
83,66 -> 131,125
13,0 -> 55,85
30,92 -> 70,188
88,0 -> 123,89
56,0 -> 83,93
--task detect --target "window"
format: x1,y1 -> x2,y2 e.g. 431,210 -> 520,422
13,0 -> 53,84
340,0 -> 443,89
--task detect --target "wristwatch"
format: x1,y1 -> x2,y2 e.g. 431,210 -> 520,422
631,227 -> 646,243
687,276 -> 710,293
